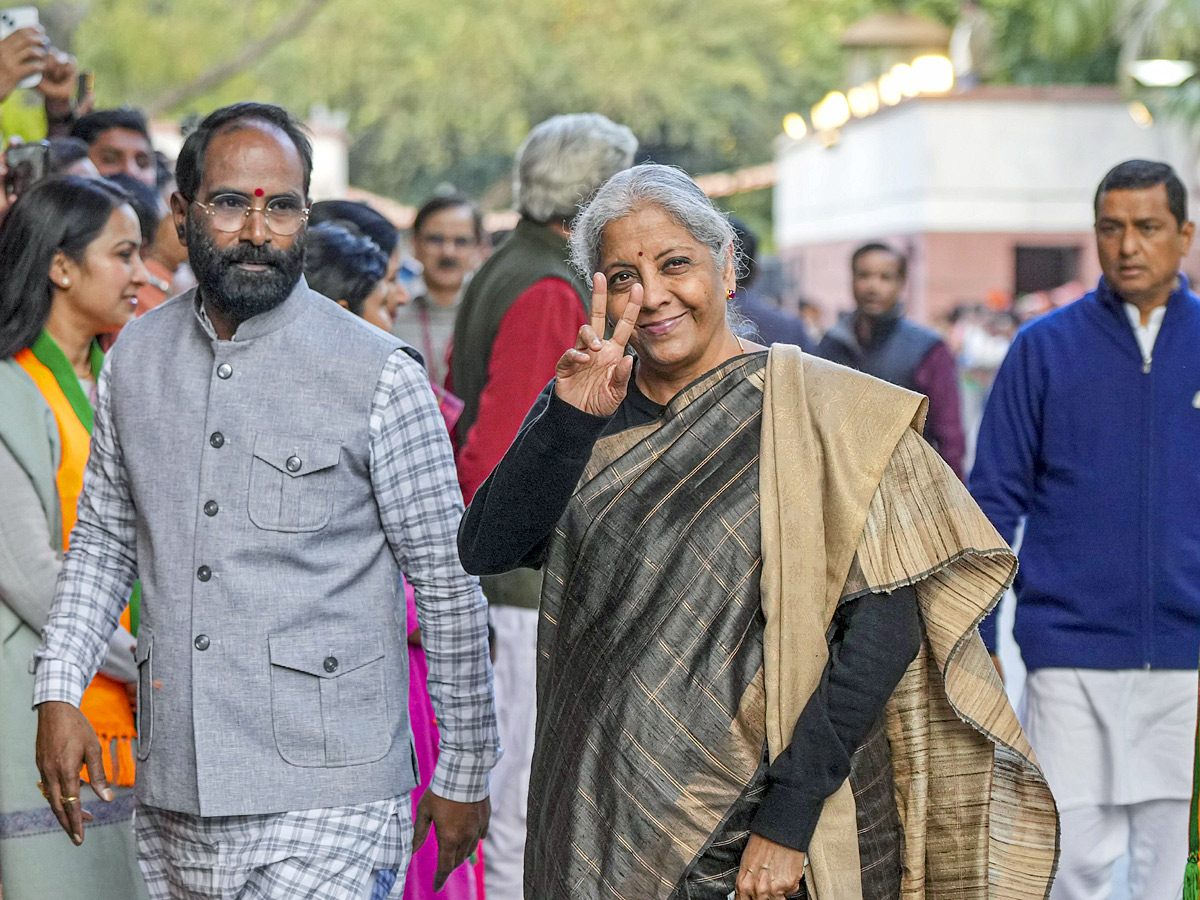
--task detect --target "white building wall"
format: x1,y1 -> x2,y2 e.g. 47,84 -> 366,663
775,88 -> 1199,248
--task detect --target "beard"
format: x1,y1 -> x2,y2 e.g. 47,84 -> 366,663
187,212 -> 305,321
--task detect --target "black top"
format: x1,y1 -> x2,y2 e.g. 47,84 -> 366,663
459,372 -> 921,852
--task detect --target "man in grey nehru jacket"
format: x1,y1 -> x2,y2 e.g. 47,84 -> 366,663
33,102 -> 500,899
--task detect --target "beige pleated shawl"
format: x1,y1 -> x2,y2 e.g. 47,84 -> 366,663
760,345 -> 1059,899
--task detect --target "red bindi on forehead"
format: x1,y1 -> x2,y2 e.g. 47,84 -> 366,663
254,188 -> 264,197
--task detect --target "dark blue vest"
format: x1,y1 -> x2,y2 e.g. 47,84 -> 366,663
817,312 -> 940,393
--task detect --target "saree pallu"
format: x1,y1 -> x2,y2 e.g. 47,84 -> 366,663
529,348 -> 1059,900
401,582 -> 485,900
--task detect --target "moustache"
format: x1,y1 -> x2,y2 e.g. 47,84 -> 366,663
221,245 -> 288,267
436,258 -> 460,270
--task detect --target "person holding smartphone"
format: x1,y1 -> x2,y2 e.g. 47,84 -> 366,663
0,15 -> 86,144
0,23 -> 45,100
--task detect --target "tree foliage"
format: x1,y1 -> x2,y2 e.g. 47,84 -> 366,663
72,0 -> 872,201
983,0 -> 1121,85
1017,0 -> 1200,141
65,0 -> 1193,203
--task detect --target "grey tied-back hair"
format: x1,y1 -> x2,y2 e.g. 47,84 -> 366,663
570,163 -> 737,279
570,164 -> 753,335
515,113 -> 637,225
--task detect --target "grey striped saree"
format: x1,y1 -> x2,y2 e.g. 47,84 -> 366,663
527,348 -> 1058,900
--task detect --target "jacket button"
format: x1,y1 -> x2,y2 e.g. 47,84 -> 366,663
203,500 -> 219,517
194,634 -> 210,651
196,565 -> 211,582
323,656 -> 338,673
286,456 -> 302,473
209,432 -> 225,448
217,363 -> 232,379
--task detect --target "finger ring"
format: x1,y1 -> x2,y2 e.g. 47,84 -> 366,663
36,781 -> 49,799
61,796 -> 79,804
758,864 -> 771,870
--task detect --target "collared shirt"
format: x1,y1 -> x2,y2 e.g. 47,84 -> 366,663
34,293 -> 500,804
1123,302 -> 1167,366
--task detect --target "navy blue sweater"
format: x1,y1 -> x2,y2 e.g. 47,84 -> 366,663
971,275 -> 1200,671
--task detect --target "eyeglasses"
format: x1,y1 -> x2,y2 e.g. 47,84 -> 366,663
192,193 -> 310,236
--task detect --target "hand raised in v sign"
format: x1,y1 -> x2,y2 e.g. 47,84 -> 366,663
554,272 -> 643,418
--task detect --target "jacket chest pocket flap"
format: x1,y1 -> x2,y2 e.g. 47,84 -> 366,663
267,631 -> 393,767
248,433 -> 342,532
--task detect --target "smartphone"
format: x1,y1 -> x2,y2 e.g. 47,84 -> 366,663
0,7 -> 43,90
5,141 -> 49,198
76,70 -> 94,105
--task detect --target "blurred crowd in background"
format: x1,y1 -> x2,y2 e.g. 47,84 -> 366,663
2,4 -> 1199,899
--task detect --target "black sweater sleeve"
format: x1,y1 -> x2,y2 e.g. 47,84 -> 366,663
749,585 -> 922,852
458,384 -> 610,574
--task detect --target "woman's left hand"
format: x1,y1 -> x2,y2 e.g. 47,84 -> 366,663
735,834 -> 805,900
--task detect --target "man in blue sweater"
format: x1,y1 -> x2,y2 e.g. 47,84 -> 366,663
971,159 -> 1198,900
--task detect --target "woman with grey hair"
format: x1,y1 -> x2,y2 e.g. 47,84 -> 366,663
460,164 -> 1057,900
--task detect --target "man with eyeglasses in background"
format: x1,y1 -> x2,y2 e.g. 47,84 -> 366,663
392,193 -> 485,387
33,101 -> 499,899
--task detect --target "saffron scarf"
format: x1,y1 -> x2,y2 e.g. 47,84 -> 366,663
14,331 -> 139,787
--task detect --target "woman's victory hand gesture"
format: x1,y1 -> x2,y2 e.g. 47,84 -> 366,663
554,273 -> 643,417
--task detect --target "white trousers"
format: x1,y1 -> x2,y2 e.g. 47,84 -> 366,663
1053,801 -> 1186,900
482,605 -> 539,900
1021,669 -> 1192,900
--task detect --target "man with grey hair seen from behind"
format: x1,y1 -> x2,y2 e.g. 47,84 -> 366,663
449,112 -> 636,900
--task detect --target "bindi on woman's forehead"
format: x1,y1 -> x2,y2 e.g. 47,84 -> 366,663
638,251 -> 643,257
254,188 -> 264,197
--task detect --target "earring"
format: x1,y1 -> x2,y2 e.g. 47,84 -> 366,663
61,278 -> 71,288
726,289 -> 736,300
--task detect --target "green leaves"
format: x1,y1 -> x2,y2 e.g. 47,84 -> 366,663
69,0 -> 1196,203
72,0 -> 857,200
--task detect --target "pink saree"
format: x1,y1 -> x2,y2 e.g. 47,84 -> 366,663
402,581 -> 486,900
